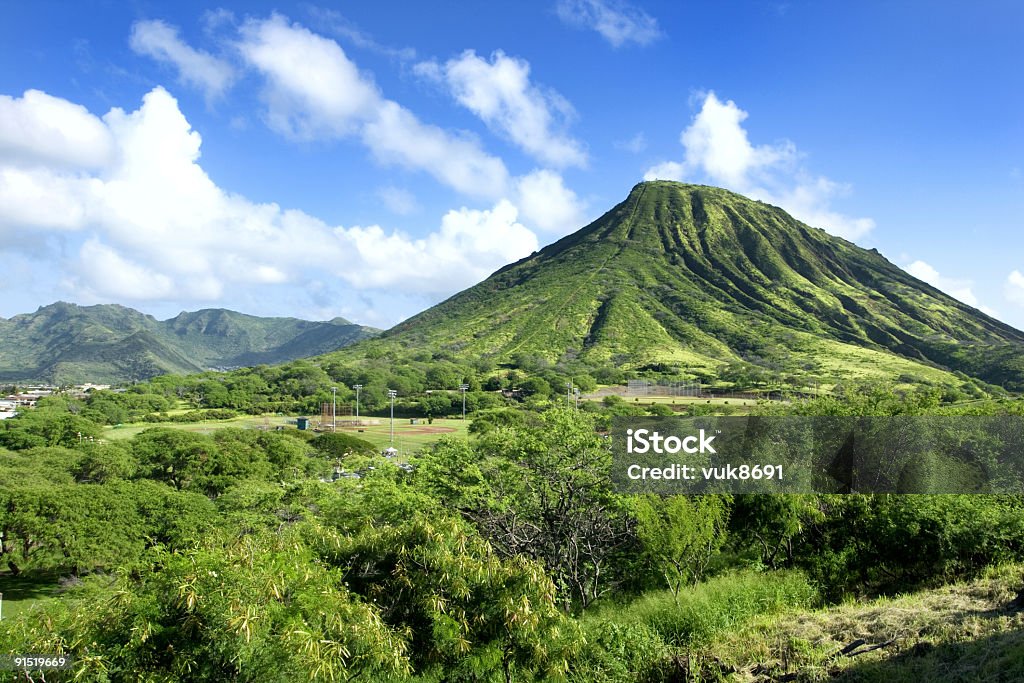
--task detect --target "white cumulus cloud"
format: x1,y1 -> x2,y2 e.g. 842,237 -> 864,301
556,0 -> 662,47
905,259 -> 1000,317
514,169 -> 587,234
130,20 -> 236,99
236,14 -> 380,139
677,92 -> 796,187
78,239 -> 180,300
0,87 -> 540,315
133,14 -> 582,232
0,90 -> 114,169
361,100 -> 511,199
0,166 -> 100,232
642,160 -> 684,182
342,200 -> 538,291
645,91 -> 875,241
417,49 -> 586,168
1006,270 -> 1024,306
235,15 -> 512,200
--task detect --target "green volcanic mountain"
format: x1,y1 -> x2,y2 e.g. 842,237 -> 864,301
382,181 -> 1024,390
0,302 -> 379,384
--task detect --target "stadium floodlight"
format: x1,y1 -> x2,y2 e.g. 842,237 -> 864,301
459,384 -> 469,420
331,387 -> 337,431
387,389 -> 398,446
353,384 -> 363,417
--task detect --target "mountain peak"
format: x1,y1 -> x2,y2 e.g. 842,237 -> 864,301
382,183 -> 1024,390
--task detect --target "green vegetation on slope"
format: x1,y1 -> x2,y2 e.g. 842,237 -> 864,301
366,181 -> 1024,391
0,302 -> 379,384
688,565 -> 1024,682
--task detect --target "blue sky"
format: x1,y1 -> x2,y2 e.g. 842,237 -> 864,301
2,1 -> 1022,330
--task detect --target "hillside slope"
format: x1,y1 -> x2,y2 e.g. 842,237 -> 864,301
380,181 -> 1024,389
691,565 -> 1024,682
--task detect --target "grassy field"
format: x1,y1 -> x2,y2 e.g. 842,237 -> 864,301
0,571 -> 61,622
327,416 -> 469,454
103,414 -> 296,440
103,414 -> 470,455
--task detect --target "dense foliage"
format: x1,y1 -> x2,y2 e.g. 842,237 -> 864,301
2,385 -> 1023,681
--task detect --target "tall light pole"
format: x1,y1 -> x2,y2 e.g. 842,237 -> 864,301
566,381 -> 572,407
459,384 -> 469,420
331,386 -> 337,432
387,389 -> 397,447
353,384 -> 362,418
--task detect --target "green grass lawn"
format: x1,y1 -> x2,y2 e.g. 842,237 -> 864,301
0,571 -> 61,622
103,414 -> 297,440
327,416 -> 469,455
103,414 -> 469,456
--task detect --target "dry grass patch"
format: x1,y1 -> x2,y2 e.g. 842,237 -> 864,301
689,565 -> 1024,682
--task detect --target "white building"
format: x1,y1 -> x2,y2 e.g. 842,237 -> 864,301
0,399 -> 18,419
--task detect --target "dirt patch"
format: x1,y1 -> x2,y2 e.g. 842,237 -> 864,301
338,425 -> 457,435
402,426 -> 457,434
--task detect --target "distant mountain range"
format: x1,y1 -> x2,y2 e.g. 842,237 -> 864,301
378,181 -> 1024,390
0,302 -> 379,384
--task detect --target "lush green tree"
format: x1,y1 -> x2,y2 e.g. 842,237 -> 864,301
632,494 -> 730,599
646,403 -> 675,416
310,431 -> 378,458
0,406 -> 102,450
131,428 -> 312,496
425,363 -> 463,390
213,429 -> 311,480
468,407 -> 541,435
474,408 -> 636,609
785,494 -> 1024,598
419,392 -> 454,418
0,478 -> 215,576
309,515 -> 585,682
413,436 -> 489,511
132,428 -> 226,492
0,531 -> 410,682
519,376 -> 552,399
729,494 -> 822,570
73,440 -> 138,483
573,374 -> 598,393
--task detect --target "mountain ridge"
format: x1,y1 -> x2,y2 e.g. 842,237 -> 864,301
0,302 -> 379,384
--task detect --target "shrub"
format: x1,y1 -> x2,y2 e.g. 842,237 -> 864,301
571,621 -> 672,683
600,570 -> 817,647
310,431 -> 378,458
